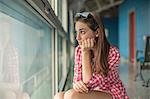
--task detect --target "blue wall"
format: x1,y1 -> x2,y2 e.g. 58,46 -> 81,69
119,0 -> 150,59
103,17 -> 119,47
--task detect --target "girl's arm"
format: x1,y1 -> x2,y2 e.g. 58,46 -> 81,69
82,50 -> 92,84
73,46 -> 88,93
81,38 -> 95,84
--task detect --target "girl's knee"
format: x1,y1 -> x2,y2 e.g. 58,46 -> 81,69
54,92 -> 64,99
64,89 -> 78,99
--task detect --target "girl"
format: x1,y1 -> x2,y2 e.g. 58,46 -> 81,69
54,11 -> 129,99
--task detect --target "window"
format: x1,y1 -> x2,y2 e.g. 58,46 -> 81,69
0,1 -> 53,99
57,33 -> 67,91
58,35 -> 63,84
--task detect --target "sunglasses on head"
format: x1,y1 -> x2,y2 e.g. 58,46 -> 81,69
75,12 -> 92,18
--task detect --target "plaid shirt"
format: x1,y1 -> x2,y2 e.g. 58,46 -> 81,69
73,45 -> 129,99
1,46 -> 20,87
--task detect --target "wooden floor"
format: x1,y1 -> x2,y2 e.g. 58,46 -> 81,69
120,63 -> 150,99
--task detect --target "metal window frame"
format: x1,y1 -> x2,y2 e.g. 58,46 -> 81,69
25,0 -> 66,37
25,0 -> 69,95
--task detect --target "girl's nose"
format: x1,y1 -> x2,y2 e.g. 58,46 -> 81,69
76,33 -> 81,40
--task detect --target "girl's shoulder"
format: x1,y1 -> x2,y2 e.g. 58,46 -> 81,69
109,45 -> 120,55
108,45 -> 120,69
108,45 -> 120,62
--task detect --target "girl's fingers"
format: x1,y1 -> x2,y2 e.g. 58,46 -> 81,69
91,39 -> 94,47
84,40 -> 88,48
87,39 -> 91,48
79,81 -> 89,92
76,82 -> 87,92
81,40 -> 85,51
73,86 -> 80,92
73,82 -> 88,93
73,83 -> 80,92
82,39 -> 90,48
78,81 -> 89,93
81,38 -> 95,51
74,83 -> 85,93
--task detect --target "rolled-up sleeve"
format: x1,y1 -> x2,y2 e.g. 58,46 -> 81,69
86,47 -> 120,90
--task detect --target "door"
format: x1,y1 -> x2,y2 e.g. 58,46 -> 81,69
129,11 -> 136,64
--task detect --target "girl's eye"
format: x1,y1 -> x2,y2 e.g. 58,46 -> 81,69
80,31 -> 86,35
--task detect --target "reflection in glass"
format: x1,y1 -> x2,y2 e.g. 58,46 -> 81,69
0,1 -> 52,99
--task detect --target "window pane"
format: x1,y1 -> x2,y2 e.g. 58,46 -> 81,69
0,1 -> 52,99
57,34 -> 63,90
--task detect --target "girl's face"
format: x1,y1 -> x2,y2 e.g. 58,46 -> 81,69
75,21 -> 97,46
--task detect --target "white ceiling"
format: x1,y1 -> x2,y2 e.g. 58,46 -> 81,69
68,0 -> 124,18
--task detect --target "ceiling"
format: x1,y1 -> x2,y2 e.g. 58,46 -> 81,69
68,0 -> 124,18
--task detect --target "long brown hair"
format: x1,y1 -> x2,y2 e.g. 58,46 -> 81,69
75,12 -> 110,76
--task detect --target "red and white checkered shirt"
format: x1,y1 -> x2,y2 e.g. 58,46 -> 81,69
1,46 -> 20,87
73,45 -> 129,99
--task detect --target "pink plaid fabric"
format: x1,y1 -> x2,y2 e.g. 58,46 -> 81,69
73,45 -> 129,99
2,47 -> 20,87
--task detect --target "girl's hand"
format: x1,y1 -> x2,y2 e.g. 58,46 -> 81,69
81,38 -> 95,52
73,81 -> 89,93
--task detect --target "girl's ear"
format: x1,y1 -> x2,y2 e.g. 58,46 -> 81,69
96,34 -> 99,37
95,28 -> 99,37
